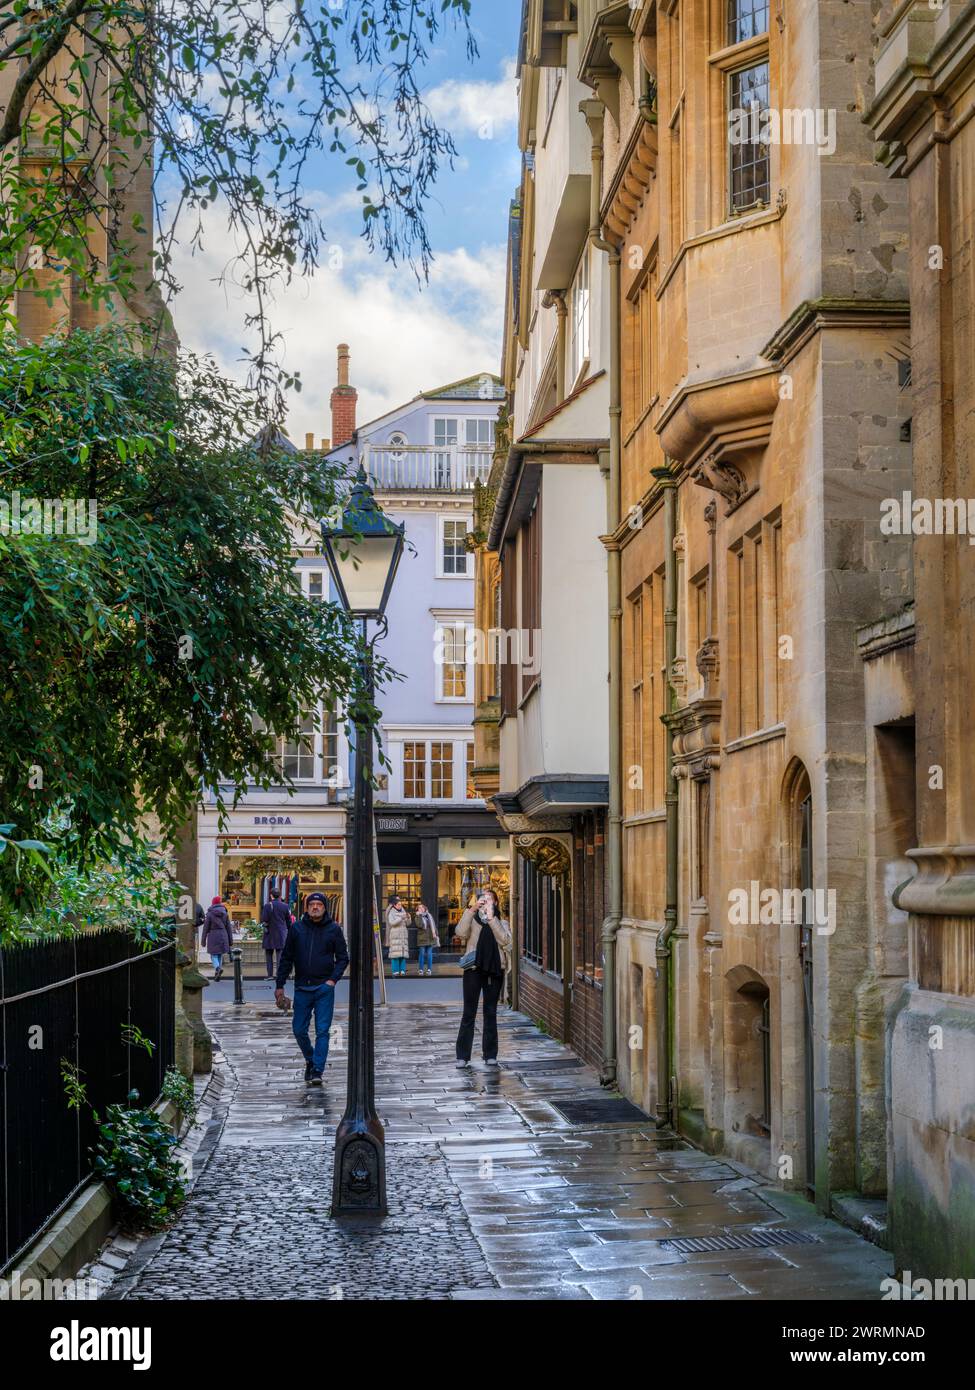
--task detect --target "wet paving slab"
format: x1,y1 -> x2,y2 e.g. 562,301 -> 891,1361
113,997 -> 892,1301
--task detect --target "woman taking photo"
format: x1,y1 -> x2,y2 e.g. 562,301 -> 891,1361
454,889 -> 511,1069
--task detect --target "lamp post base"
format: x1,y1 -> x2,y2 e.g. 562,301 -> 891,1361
332,1117 -> 387,1216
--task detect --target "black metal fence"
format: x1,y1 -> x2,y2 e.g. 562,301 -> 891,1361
0,930 -> 176,1273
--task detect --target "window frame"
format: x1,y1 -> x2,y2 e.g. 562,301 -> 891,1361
436,514 -> 473,580
396,736 -> 465,804
727,58 -> 771,216
568,250 -> 591,391
706,0 -> 772,229
433,613 -> 475,704
520,498 -> 542,702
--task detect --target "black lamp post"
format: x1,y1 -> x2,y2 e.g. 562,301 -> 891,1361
322,466 -> 404,1216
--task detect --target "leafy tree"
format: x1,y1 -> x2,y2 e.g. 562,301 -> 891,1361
0,325 -> 388,911
0,0 -> 475,407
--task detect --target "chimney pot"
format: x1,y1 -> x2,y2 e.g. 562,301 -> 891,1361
330,345 -> 357,448
305,432 -> 315,451
321,437 -> 331,451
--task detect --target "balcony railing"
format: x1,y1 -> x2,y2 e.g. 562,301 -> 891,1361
364,445 -> 492,492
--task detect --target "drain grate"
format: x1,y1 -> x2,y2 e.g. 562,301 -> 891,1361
504,1058 -> 585,1073
552,1097 -> 650,1125
661,1228 -> 821,1254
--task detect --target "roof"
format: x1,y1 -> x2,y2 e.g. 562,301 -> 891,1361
518,370 -> 607,442
422,373 -> 506,402
251,424 -> 299,454
338,373 -> 506,447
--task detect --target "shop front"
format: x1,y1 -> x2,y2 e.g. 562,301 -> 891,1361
197,808 -> 348,937
374,810 -> 509,961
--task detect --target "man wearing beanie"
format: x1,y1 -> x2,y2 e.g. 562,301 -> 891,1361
275,892 -> 349,1085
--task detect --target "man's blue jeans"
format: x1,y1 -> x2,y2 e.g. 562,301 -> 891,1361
292,983 -> 336,1073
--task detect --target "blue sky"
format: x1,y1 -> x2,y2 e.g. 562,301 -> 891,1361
169,0 -> 523,439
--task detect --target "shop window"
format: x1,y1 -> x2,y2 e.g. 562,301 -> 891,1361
403,742 -> 426,799
438,858 -> 509,947
220,853 -> 345,929
381,871 -> 421,915
438,516 -> 472,578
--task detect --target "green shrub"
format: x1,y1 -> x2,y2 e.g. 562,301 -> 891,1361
91,1091 -> 186,1232
162,1066 -> 198,1128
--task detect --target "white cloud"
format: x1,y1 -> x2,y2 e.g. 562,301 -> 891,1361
424,58 -> 517,141
168,226 -> 506,444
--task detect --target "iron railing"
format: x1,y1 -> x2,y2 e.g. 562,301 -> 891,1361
364,445 -> 492,493
0,930 -> 176,1273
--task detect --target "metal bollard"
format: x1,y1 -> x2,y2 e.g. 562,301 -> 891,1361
231,947 -> 244,1006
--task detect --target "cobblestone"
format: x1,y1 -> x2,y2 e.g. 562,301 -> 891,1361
103,994 -> 893,1301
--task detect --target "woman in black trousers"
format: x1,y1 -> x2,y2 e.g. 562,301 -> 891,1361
455,890 -> 512,1069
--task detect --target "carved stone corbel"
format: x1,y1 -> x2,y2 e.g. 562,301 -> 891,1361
691,452 -> 755,513
514,833 -> 572,879
670,699 -> 722,782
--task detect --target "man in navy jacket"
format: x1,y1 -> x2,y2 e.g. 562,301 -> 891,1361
275,893 -> 349,1085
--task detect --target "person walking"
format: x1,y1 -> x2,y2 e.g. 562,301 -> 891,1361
201,897 -> 234,981
455,889 -> 511,1069
274,893 -> 349,1086
260,886 -> 292,980
385,895 -> 411,978
415,901 -> 439,977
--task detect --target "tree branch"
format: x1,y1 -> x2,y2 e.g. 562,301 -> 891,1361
0,0 -> 94,151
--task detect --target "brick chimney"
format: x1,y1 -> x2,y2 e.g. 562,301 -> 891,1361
330,343 -> 358,449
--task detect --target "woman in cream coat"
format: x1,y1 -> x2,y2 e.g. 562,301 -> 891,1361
454,889 -> 511,1068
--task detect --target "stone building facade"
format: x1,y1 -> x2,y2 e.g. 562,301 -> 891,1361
0,17 -> 165,340
483,0 -> 975,1273
865,0 -> 975,1280
596,0 -> 916,1219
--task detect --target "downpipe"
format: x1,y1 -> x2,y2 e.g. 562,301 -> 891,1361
653,467 -> 679,1128
582,99 -> 623,1089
